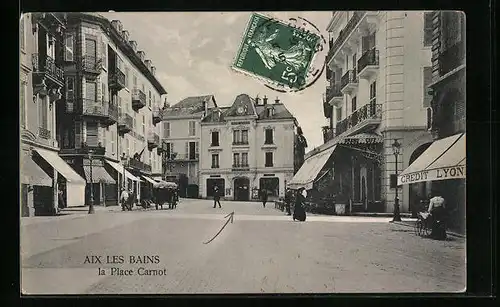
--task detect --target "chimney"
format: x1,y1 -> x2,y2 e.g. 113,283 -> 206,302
122,30 -> 129,42
151,66 -> 156,76
263,95 -> 268,105
137,51 -> 145,62
255,95 -> 260,105
275,96 -> 280,104
145,59 -> 152,70
129,40 -> 137,52
111,20 -> 122,32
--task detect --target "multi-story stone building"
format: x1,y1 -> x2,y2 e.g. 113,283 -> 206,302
199,94 -> 298,201
291,11 -> 434,214
161,95 -> 217,198
20,13 -> 87,216
398,11 -> 465,232
57,13 -> 166,206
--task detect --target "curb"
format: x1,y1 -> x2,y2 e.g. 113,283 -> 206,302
391,221 -> 465,239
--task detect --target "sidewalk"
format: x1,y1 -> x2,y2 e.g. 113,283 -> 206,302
391,218 -> 465,239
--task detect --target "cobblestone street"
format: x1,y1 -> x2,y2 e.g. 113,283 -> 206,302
21,199 -> 466,294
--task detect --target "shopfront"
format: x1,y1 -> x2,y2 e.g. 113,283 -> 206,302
105,160 -> 141,205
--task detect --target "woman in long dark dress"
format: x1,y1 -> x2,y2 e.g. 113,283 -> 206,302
293,188 -> 307,221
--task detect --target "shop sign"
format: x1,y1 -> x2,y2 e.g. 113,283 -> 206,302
341,137 -> 380,145
397,165 -> 466,185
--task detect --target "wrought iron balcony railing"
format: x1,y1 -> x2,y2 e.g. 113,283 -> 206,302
357,48 -> 379,76
107,102 -> 118,124
326,11 -> 366,64
152,107 -> 162,125
109,67 -> 126,90
171,153 -> 200,161
117,112 -> 133,133
38,127 -> 51,139
81,55 -> 102,75
336,103 -> 382,136
232,163 -> 250,168
438,41 -> 465,76
128,158 -> 152,173
322,126 -> 336,143
232,141 -> 249,145
341,70 -> 358,89
131,88 -> 147,109
147,132 -> 160,147
81,98 -> 109,117
32,53 -> 64,85
326,83 -> 343,103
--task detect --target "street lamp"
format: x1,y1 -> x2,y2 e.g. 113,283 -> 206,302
88,149 -> 95,214
121,152 -> 128,190
392,139 -> 402,222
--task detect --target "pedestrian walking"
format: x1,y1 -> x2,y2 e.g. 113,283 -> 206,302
213,185 -> 222,208
260,189 -> 268,208
293,188 -> 307,222
58,185 -> 66,209
284,188 -> 292,215
120,188 -> 129,211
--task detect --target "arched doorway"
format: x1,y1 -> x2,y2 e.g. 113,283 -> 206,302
234,177 -> 250,201
408,142 -> 433,215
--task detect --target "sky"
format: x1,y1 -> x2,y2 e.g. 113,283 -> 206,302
101,11 -> 332,151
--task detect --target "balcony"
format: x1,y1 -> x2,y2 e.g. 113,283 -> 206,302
60,143 -> 106,156
109,68 -> 126,91
323,100 -> 332,118
336,103 -> 382,136
117,112 -> 133,134
326,11 -> 366,65
232,164 -> 250,171
322,126 -> 336,144
232,141 -> 249,146
128,158 -> 152,173
80,55 -> 103,76
147,132 -> 160,149
171,153 -> 200,161
357,48 -> 379,79
326,83 -> 343,106
32,53 -> 64,87
131,88 -> 147,110
438,41 -> 465,76
38,127 -> 51,139
152,108 -> 162,125
105,102 -> 118,126
340,70 -> 358,94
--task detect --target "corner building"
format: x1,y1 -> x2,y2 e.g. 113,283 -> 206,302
57,13 -> 166,206
292,11 -> 434,214
199,94 -> 298,201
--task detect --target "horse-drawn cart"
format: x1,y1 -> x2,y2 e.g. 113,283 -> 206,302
153,181 -> 179,210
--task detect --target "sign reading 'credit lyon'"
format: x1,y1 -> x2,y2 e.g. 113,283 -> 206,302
398,165 -> 466,185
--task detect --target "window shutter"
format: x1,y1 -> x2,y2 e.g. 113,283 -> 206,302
195,141 -> 199,154
185,142 -> 188,158
101,41 -> 107,68
86,122 -> 99,146
423,67 -> 432,107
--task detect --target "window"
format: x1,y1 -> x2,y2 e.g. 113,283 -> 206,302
125,67 -> 130,88
211,131 -> 219,146
39,98 -> 48,130
265,128 -> 274,144
211,154 -> 219,168
189,121 -> 196,136
336,107 -> 342,122
351,96 -> 357,112
20,81 -> 26,127
188,141 -> 196,160
233,130 -> 240,144
133,75 -> 137,89
369,81 -> 377,115
362,32 -> 376,53
148,90 -> 152,108
424,12 -> 433,46
265,152 -> 273,167
423,67 -> 432,107
442,12 -> 463,50
111,132 -> 115,155
352,53 -> 357,73
100,41 -> 106,68
164,122 -> 170,138
20,16 -> 25,51
101,82 -> 106,102
242,152 -> 248,166
165,142 -> 172,159
102,126 -> 107,147
241,129 -> 248,144
266,107 -> 274,117
233,153 -> 240,166
142,115 -> 145,135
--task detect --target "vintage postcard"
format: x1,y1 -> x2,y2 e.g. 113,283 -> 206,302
20,11 -> 466,294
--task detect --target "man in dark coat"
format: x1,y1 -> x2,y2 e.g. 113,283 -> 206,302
213,185 -> 222,208
260,189 -> 268,208
293,188 -> 307,222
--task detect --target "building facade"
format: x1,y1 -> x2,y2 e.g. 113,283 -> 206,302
57,13 -> 166,207
428,11 -> 466,232
20,13 -> 87,216
161,95 -> 217,198
293,11 -> 434,213
199,94 -> 297,201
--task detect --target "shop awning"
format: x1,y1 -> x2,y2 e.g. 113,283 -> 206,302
83,165 -> 116,184
105,160 -> 140,181
338,132 -> 383,144
33,148 -> 85,184
398,133 -> 466,185
20,153 -> 52,186
141,176 -> 157,185
288,145 -> 337,190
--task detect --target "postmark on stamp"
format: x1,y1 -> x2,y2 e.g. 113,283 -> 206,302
232,12 -> 327,92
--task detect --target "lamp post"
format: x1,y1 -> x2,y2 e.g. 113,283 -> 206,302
392,139 -> 401,222
121,152 -> 128,190
88,149 -> 95,214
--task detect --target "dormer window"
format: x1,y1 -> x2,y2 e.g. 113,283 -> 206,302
266,107 -> 275,117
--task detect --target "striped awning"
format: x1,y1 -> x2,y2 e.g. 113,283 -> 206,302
141,176 -> 157,185
83,165 -> 116,184
105,160 -> 140,181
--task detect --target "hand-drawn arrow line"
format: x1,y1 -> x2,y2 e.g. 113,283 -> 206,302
203,211 -> 235,245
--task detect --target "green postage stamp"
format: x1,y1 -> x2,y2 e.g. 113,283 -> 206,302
232,13 -> 325,92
